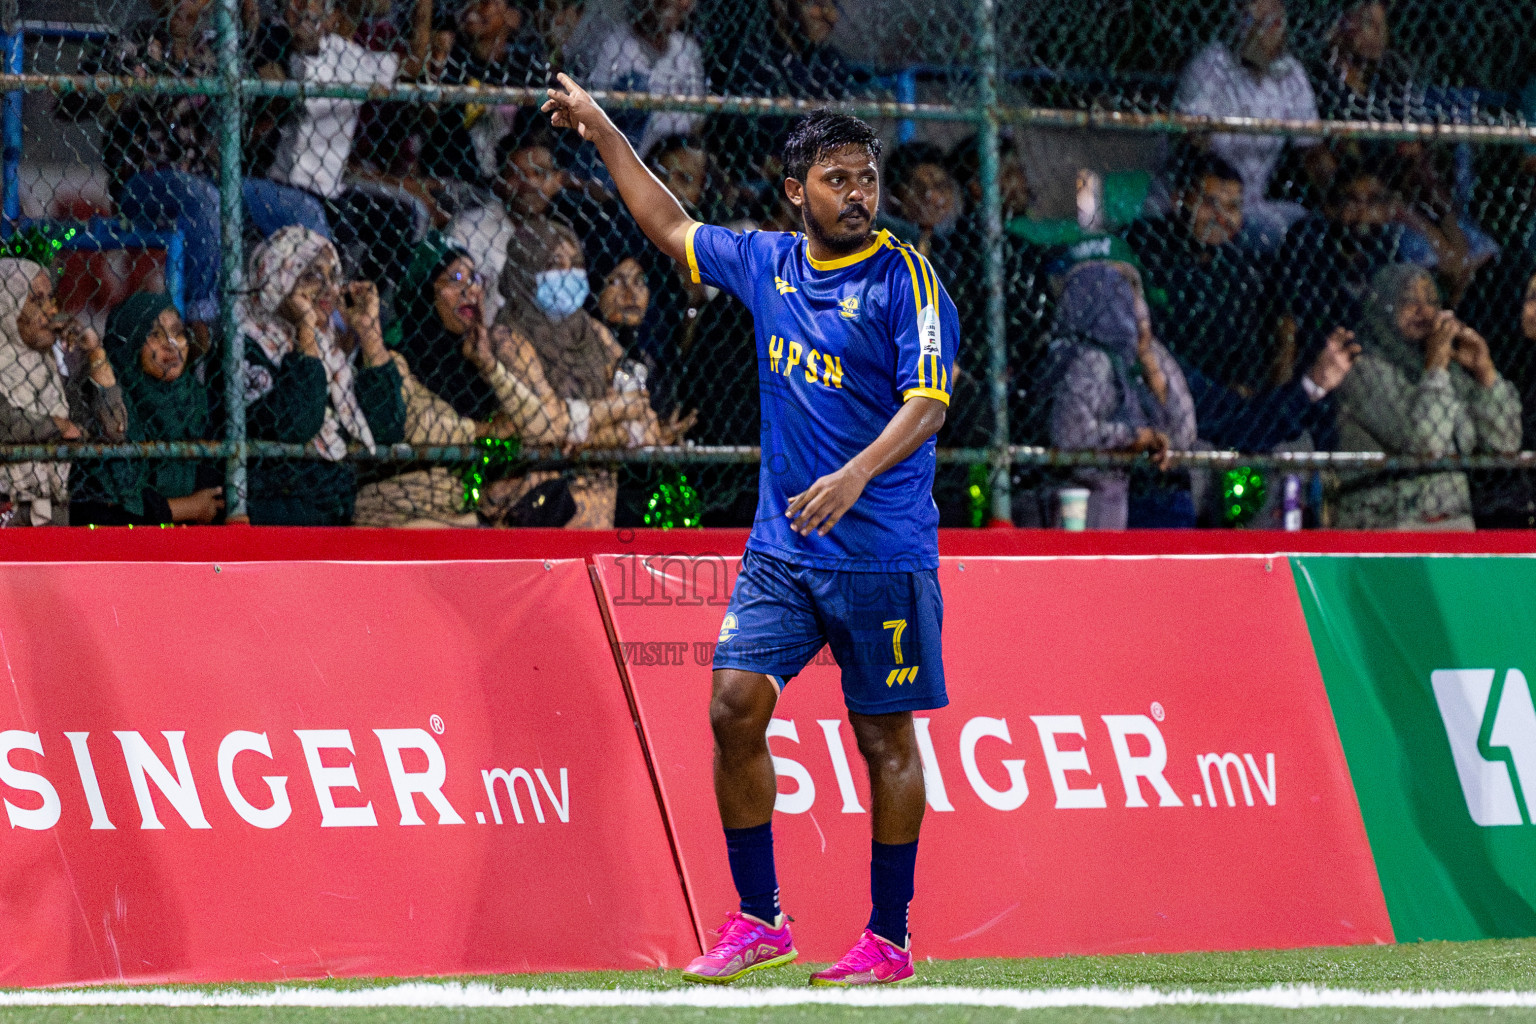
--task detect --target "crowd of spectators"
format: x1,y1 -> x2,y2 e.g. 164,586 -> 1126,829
4,0 -> 1536,529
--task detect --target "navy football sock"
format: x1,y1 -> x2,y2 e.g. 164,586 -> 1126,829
867,839 -> 918,946
724,822 -> 780,924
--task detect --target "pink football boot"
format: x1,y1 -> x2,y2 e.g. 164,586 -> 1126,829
681,911 -> 798,984
809,929 -> 914,986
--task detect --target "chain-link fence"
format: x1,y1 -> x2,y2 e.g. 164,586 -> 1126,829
3,0 -> 1536,529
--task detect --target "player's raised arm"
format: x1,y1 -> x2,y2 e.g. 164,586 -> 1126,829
542,73 -> 697,267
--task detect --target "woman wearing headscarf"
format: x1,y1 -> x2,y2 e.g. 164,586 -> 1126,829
355,234 -> 572,527
239,225 -> 406,525
497,218 -> 689,528
71,292 -> 224,525
592,246 -> 651,362
1047,262 -> 1197,529
1461,259 -> 1536,527
0,258 -> 127,525
1336,263 -> 1522,530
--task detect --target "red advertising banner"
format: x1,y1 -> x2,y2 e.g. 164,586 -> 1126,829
0,559 -> 696,985
594,553 -> 1393,961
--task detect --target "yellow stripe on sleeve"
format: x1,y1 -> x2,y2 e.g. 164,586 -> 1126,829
887,241 -> 926,388
913,252 -> 947,395
916,250 -> 937,310
684,221 -> 703,285
888,240 -> 924,321
902,387 -> 950,406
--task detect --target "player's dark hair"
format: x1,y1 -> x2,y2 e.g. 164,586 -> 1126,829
1169,148 -> 1243,194
782,110 -> 883,184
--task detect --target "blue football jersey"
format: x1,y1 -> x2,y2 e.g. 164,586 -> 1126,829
685,224 -> 960,571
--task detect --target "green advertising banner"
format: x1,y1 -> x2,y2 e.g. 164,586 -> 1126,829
1294,556 -> 1536,941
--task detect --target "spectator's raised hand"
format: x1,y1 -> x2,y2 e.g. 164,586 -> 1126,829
59,320 -> 100,356
1423,310 -> 1459,373
647,407 -> 697,446
1452,322 -> 1499,388
61,319 -> 116,387
542,73 -> 615,143
1130,426 -> 1172,470
167,486 -> 225,524
279,288 -> 323,356
342,281 -> 389,366
341,280 -> 380,333
462,321 -> 497,374
1306,327 -> 1360,396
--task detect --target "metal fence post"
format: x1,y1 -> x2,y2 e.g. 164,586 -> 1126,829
974,0 -> 1010,526
215,0 -> 246,517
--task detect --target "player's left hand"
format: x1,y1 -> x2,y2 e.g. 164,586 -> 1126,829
786,466 -> 869,537
542,73 -> 614,143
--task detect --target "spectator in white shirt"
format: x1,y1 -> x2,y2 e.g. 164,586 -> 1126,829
565,0 -> 704,159
266,0 -> 400,202
1175,0 -> 1326,250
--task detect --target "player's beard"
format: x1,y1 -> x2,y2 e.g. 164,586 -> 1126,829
804,204 -> 874,255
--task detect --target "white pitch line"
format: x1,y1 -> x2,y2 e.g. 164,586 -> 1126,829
3,984 -> 1536,1010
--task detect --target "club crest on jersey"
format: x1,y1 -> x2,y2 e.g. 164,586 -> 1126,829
838,294 -> 861,319
775,277 -> 797,295
918,304 -> 941,356
718,613 -> 739,644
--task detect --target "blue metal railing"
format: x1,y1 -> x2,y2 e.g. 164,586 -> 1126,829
0,23 -> 184,315
16,218 -> 185,315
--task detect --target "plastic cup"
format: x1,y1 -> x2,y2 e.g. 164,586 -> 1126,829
1059,488 -> 1090,531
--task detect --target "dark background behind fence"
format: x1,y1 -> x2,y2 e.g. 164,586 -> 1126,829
3,0 -> 1536,530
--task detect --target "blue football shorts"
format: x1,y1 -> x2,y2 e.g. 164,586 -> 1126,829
711,549 -> 947,715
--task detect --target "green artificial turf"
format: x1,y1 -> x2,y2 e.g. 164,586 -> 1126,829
11,938 -> 1536,1023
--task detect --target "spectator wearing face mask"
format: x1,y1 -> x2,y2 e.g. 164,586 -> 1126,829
496,220 -> 691,527
357,235 -> 573,526
1174,0 -> 1327,250
70,294 -> 225,527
